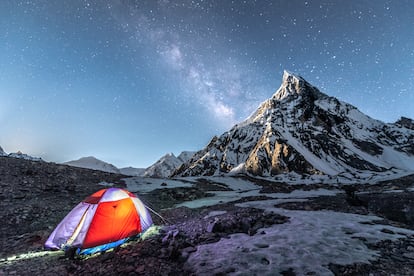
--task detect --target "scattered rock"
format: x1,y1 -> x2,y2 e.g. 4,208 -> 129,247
381,228 -> 395,234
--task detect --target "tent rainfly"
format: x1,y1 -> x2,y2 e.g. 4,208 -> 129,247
45,187 -> 153,254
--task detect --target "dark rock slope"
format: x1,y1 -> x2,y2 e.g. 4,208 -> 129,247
0,156 -> 126,258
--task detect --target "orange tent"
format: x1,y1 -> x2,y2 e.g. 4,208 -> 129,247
45,187 -> 153,254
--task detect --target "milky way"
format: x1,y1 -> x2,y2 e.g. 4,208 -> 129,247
0,0 -> 413,167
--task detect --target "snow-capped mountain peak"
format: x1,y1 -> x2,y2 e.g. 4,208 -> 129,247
273,70 -> 312,101
173,71 -> 414,179
0,147 -> 43,161
242,70 -> 323,126
395,117 -> 414,130
142,151 -> 195,178
178,151 -> 196,163
8,151 -> 43,161
64,156 -> 120,174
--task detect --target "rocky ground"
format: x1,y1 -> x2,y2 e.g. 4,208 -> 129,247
1,156 -> 414,275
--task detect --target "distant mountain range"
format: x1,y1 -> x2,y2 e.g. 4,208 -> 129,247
0,144 -> 194,177
64,151 -> 195,177
173,70 -> 414,178
0,147 -> 43,161
2,71 -> 413,180
143,151 -> 195,178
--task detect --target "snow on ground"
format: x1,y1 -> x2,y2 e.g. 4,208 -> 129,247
176,188 -> 337,209
98,181 -> 114,187
124,175 -> 341,208
203,210 -> 228,219
177,189 -> 262,209
266,169 -> 412,185
124,177 -> 193,193
125,176 -> 261,195
177,175 -> 340,208
186,198 -> 414,276
204,176 -> 260,191
269,188 -> 339,199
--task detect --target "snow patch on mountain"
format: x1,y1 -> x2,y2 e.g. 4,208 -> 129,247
8,151 -> 43,161
125,177 -> 193,193
0,146 -> 6,156
177,151 -> 196,163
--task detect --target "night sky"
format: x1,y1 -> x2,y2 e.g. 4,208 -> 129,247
1,0 -> 413,168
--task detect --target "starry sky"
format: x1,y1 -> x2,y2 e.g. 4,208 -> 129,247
1,0 -> 413,168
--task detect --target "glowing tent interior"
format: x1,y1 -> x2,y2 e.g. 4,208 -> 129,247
45,187 -> 153,254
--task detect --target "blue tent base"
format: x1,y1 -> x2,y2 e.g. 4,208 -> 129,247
63,226 -> 155,256
76,238 -> 128,255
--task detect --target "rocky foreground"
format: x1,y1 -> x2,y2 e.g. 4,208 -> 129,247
1,156 -> 414,275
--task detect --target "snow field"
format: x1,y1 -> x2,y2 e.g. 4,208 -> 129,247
186,199 -> 414,275
124,177 -> 193,193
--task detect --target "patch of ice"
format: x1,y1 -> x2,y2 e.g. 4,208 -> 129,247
205,176 -> 261,191
186,199 -> 414,275
98,181 -> 114,187
177,189 -> 261,209
124,177 -> 192,193
383,189 -> 404,194
261,169 -> 413,185
203,211 -> 228,219
177,180 -> 340,209
270,188 -> 339,199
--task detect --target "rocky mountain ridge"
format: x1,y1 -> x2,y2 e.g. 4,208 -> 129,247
64,151 -> 195,177
143,151 -> 195,178
0,147 -> 43,161
0,145 -> 194,177
173,71 -> 414,178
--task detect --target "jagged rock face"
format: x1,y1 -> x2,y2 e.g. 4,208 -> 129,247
395,117 -> 414,130
245,138 -> 319,176
0,146 -> 5,156
173,71 -> 414,177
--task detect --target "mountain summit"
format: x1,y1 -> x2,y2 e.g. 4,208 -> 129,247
272,70 -> 321,101
144,151 -> 195,178
65,156 -> 120,174
173,71 -> 414,178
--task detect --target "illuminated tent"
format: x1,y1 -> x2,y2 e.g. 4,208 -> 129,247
45,187 -> 153,254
